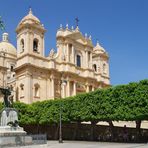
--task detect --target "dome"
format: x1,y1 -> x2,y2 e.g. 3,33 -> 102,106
56,28 -> 64,37
0,33 -> 16,56
16,8 -> 45,33
18,8 -> 40,26
93,41 -> 106,54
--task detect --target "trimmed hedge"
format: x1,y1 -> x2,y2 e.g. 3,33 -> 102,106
0,79 -> 147,126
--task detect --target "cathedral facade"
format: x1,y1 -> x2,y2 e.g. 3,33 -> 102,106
0,9 -> 110,104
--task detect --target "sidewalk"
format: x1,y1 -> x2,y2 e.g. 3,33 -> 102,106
5,141 -> 148,148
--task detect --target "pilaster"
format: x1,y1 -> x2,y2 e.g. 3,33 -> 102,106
86,84 -> 89,93
73,81 -> 76,96
86,51 -> 89,68
92,86 -> 95,91
25,74 -> 32,104
72,45 -> 75,63
66,44 -> 69,62
50,76 -> 55,98
90,52 -> 92,69
67,80 -> 70,97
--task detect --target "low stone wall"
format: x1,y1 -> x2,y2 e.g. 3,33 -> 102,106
22,123 -> 148,143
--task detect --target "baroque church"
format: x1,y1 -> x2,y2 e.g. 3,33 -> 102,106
0,9 -> 110,104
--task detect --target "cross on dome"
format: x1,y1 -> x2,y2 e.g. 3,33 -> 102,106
96,40 -> 100,46
29,7 -> 33,14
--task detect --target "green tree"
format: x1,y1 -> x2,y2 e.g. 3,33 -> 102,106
0,16 -> 5,31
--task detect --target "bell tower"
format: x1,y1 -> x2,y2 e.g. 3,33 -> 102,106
16,8 -> 46,57
15,9 -> 46,104
93,41 -> 110,86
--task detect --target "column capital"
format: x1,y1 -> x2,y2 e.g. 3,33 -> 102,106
50,74 -> 55,79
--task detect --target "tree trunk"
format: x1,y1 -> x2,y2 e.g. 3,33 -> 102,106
72,121 -> 80,140
108,120 -> 115,141
90,121 -> 97,141
37,124 -> 39,134
135,120 -> 141,142
54,123 -> 59,140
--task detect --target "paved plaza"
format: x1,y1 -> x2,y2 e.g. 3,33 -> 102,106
6,141 -> 148,148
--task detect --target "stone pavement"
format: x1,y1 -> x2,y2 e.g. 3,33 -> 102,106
6,141 -> 148,148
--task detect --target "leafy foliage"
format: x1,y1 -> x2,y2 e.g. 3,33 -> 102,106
11,79 -> 148,125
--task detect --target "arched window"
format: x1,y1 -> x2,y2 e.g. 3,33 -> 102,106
20,83 -> 24,98
69,44 -> 72,62
76,54 -> 81,67
33,39 -> 39,52
20,39 -> 24,52
10,65 -> 14,72
93,64 -> 97,72
16,87 -> 19,101
88,51 -> 91,61
34,83 -> 40,98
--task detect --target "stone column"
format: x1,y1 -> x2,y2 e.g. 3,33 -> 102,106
61,43 -> 66,61
67,80 -> 70,97
51,76 -> 55,99
62,83 -> 66,98
42,36 -> 45,56
72,45 -> 75,64
92,86 -> 95,91
47,78 -> 51,99
66,43 -> 69,62
25,74 -> 32,104
99,83 -> 102,88
90,52 -> 92,69
86,51 -> 88,68
73,81 -> 76,96
86,85 -> 89,93
26,32 -> 30,54
61,83 -> 64,98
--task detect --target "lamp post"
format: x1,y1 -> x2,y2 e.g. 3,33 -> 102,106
59,97 -> 62,143
59,77 -> 66,143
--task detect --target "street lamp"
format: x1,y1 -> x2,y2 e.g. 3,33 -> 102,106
59,98 -> 62,143
59,77 -> 66,143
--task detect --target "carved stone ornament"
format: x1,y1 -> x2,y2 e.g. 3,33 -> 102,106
49,48 -> 55,58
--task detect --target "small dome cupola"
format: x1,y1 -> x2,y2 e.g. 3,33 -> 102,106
93,41 -> 108,57
0,33 -> 16,56
16,8 -> 45,33
2,32 -> 9,42
94,41 -> 105,52
20,8 -> 40,24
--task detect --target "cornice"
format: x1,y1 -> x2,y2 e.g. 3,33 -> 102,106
17,53 -> 49,62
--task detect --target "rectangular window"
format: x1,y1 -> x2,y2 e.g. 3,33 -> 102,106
77,55 -> 81,67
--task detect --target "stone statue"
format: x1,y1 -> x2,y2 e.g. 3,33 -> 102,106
49,48 -> 55,58
1,108 -> 18,126
0,87 -> 17,126
0,87 -> 11,108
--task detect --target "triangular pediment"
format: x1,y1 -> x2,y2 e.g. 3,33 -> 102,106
76,37 -> 86,44
65,30 -> 93,47
67,32 -> 86,45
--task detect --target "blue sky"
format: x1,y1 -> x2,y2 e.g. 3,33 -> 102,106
0,0 -> 147,85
